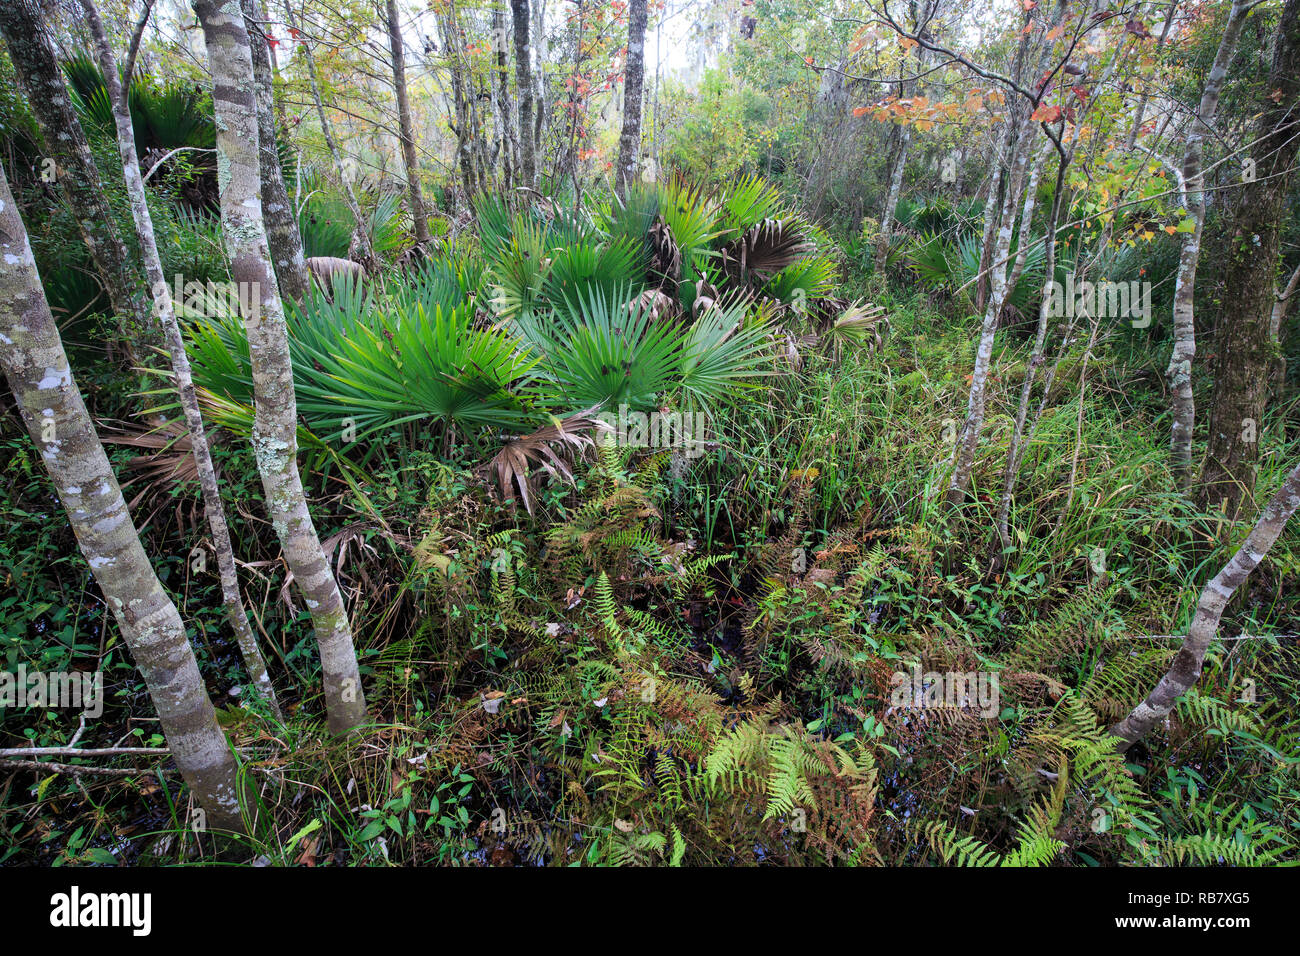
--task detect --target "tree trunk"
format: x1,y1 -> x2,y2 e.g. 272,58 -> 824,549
193,0 -> 367,735
1271,260 -> 1300,391
0,162 -> 244,832
80,0 -> 281,718
1198,0 -> 1300,519
438,4 -> 480,198
492,4 -> 518,192
1167,0 -> 1257,490
386,0 -> 433,245
1003,138 -> 1051,301
1126,1 -> 1177,150
510,0 -> 537,186
0,0 -> 157,350
285,2 -> 378,268
875,124 -> 911,274
995,136 -> 1068,549
614,0 -> 647,198
244,0 -> 311,302
948,115 -> 1032,505
1111,460 -> 1300,750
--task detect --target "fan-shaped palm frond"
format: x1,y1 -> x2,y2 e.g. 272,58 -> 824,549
514,284 -> 684,413
481,406 -> 610,512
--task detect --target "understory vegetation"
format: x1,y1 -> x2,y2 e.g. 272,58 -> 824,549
0,0 -> 1297,868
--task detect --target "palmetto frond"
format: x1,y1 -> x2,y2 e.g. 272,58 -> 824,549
481,406 -> 610,513
513,283 -> 685,412
718,218 -> 813,289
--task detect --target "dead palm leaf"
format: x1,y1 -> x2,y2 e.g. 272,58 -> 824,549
480,406 -> 612,513
718,218 -> 812,288
648,214 -> 682,290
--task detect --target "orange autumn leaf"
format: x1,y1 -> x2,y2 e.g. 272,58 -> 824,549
1030,103 -> 1062,122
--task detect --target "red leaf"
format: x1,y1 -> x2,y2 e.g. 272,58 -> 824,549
1030,103 -> 1063,123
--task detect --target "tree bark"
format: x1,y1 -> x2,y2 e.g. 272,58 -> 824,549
510,0 -> 537,186
875,124 -> 911,273
614,0 -> 647,199
80,0 -> 281,719
244,0 -> 311,302
995,133 -> 1069,549
491,3 -> 518,192
193,0 -> 367,735
1111,460 -> 1300,750
0,0 -> 156,349
1198,0 -> 1300,519
1167,0 -> 1257,490
386,0 -> 433,245
948,114 -> 1032,505
0,162 -> 244,832
1271,260 -> 1300,390
437,3 -> 481,198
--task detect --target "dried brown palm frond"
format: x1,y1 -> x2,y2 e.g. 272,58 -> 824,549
647,214 -> 681,289
632,287 -> 678,323
99,417 -> 207,534
718,218 -> 812,288
480,406 -> 612,513
102,417 -> 200,487
691,277 -> 721,320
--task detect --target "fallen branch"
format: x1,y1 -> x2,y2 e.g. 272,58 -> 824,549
0,746 -> 171,758
0,759 -> 176,777
1111,461 -> 1300,750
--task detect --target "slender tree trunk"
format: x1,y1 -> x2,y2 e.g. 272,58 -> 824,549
193,0 -> 367,734
1272,261 -> 1300,344
1111,460 -> 1300,750
438,5 -> 479,198
81,0 -> 280,719
492,4 -> 518,192
614,0 -> 647,198
285,2 -> 377,268
0,163 -> 244,831
510,0 -> 537,186
1198,0 -> 1300,518
0,0 -> 156,349
1126,1 -> 1176,150
1003,139 -> 1051,300
386,0 -> 432,245
974,142 -> 1006,312
244,0 -> 310,302
995,136 -> 1068,548
875,124 -> 911,273
1271,260 -> 1300,390
1167,0 -> 1257,490
533,0 -> 547,160
948,115 -> 1032,505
